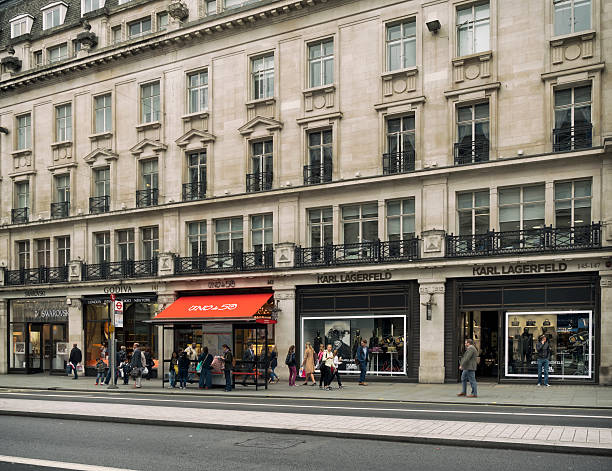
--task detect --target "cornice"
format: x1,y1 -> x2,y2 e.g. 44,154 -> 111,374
0,0 -> 342,92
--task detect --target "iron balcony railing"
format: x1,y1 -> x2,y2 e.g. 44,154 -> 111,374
182,181 -> 207,201
552,124 -> 592,152
303,163 -> 332,185
174,249 -> 274,275
383,150 -> 416,175
136,188 -> 159,207
82,259 -> 158,280
295,239 -> 420,268
89,195 -> 110,214
454,139 -> 489,165
246,172 -> 273,192
445,223 -> 601,258
50,201 -> 70,219
11,207 -> 28,224
5,266 -> 69,285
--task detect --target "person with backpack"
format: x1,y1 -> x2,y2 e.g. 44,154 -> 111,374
285,345 -> 297,386
198,346 -> 214,389
221,344 -> 234,392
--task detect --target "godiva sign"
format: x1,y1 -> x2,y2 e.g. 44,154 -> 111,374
472,262 -> 568,276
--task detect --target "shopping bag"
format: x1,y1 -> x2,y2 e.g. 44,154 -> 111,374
196,361 -> 203,373
66,364 -> 72,376
298,367 -> 305,378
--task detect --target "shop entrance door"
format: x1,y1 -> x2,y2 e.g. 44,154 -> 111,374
233,323 -> 271,389
459,311 -> 500,380
26,323 -> 44,373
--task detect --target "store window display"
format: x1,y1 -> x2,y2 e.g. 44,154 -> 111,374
505,311 -> 592,379
301,315 -> 406,375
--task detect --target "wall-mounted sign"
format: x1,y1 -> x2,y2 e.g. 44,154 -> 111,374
24,289 -> 46,297
103,285 -> 133,294
316,271 -> 392,284
472,262 -> 567,276
10,298 -> 69,322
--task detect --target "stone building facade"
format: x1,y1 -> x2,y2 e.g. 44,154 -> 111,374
0,0 -> 610,385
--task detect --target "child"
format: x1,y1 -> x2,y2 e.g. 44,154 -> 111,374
95,358 -> 106,385
120,359 -> 131,385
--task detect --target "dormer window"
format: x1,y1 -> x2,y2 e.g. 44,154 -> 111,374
10,14 -> 34,38
42,2 -> 68,30
82,0 -> 106,15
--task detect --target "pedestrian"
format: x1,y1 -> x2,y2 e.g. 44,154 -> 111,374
285,345 -> 297,386
356,339 -> 369,386
457,338 -> 478,398
268,345 -> 279,384
104,348 -> 121,385
178,350 -> 190,389
198,347 -> 214,389
536,335 -> 551,387
331,349 -> 343,389
95,358 -> 106,385
168,351 -> 178,388
322,344 -> 334,390
130,342 -> 146,388
221,344 -> 233,392
301,342 -> 316,386
144,347 -> 154,380
118,345 -> 128,363
317,344 -> 325,388
120,358 -> 131,385
68,343 -> 82,380
241,343 -> 256,386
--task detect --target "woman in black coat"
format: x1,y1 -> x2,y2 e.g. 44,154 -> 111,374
177,351 -> 190,389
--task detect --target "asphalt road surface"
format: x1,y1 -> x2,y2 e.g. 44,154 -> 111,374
0,416 -> 610,471
0,389 -> 611,428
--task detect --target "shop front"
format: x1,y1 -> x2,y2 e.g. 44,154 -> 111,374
83,294 -> 159,376
151,292 -> 275,389
444,272 -> 599,383
296,282 -> 420,380
8,298 -> 69,374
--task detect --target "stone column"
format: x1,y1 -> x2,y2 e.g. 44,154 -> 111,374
273,287 -> 296,380
418,279 -> 446,383
68,297 -> 84,359
0,298 -> 7,374
599,274 -> 612,385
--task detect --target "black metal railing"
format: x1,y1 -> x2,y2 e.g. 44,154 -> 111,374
50,202 -> 70,219
246,172 -> 273,192
89,195 -> 110,214
445,223 -> 601,257
454,140 -> 489,165
174,249 -> 274,275
82,259 -> 158,280
295,239 -> 420,268
5,266 -> 69,285
11,207 -> 29,224
136,188 -> 159,207
383,150 -> 416,175
182,182 -> 206,201
552,124 -> 593,152
303,164 -> 332,185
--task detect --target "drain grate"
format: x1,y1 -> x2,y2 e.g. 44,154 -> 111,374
235,437 -> 304,449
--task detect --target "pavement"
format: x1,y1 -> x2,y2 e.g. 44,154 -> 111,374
1,373 -> 612,408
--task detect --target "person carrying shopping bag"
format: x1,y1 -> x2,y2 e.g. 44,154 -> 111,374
301,342 -> 316,386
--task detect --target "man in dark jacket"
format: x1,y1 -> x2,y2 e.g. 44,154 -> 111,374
130,343 -> 145,388
222,344 -> 233,392
68,344 -> 82,379
241,343 -> 255,386
536,335 -> 551,387
457,338 -> 478,398
356,339 -> 369,385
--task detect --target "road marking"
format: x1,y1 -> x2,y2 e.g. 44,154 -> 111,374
1,392 -> 611,420
0,455 -> 140,471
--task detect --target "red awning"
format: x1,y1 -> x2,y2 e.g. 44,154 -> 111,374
152,293 -> 273,323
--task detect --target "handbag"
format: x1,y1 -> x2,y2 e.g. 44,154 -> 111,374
511,317 -> 520,327
543,319 -> 551,327
142,366 -> 149,376
196,361 -> 203,373
65,364 -> 72,375
526,320 -> 536,327
173,365 -> 179,374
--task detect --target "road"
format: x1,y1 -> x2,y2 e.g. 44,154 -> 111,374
0,389 -> 611,428
0,416 -> 610,471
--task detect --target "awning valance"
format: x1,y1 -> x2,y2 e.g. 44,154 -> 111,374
151,293 -> 273,323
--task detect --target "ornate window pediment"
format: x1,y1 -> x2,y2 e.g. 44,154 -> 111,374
129,138 -> 167,156
175,129 -> 216,147
238,116 -> 283,136
83,147 -> 118,166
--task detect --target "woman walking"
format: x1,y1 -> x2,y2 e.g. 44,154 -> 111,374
301,342 -> 316,386
198,347 -> 213,389
177,350 -> 190,389
268,345 -> 279,383
322,344 -> 335,390
286,345 -> 297,386
317,344 -> 325,388
169,351 -> 178,388
331,349 -> 343,389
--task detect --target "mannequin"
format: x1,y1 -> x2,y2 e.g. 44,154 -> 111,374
520,328 -> 533,365
352,329 -> 362,359
313,331 -> 323,354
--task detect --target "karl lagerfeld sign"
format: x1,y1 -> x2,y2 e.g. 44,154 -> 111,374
317,271 -> 392,284
472,262 -> 568,276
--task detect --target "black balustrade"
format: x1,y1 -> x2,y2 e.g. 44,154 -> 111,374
182,182 -> 206,201
174,249 -> 274,275
89,195 -> 110,214
303,164 -> 332,185
11,208 -> 29,224
82,259 -> 158,280
136,188 -> 159,207
454,140 -> 489,165
383,150 -> 416,175
6,266 -> 68,285
552,124 -> 593,152
51,201 -> 70,218
246,172 -> 273,192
